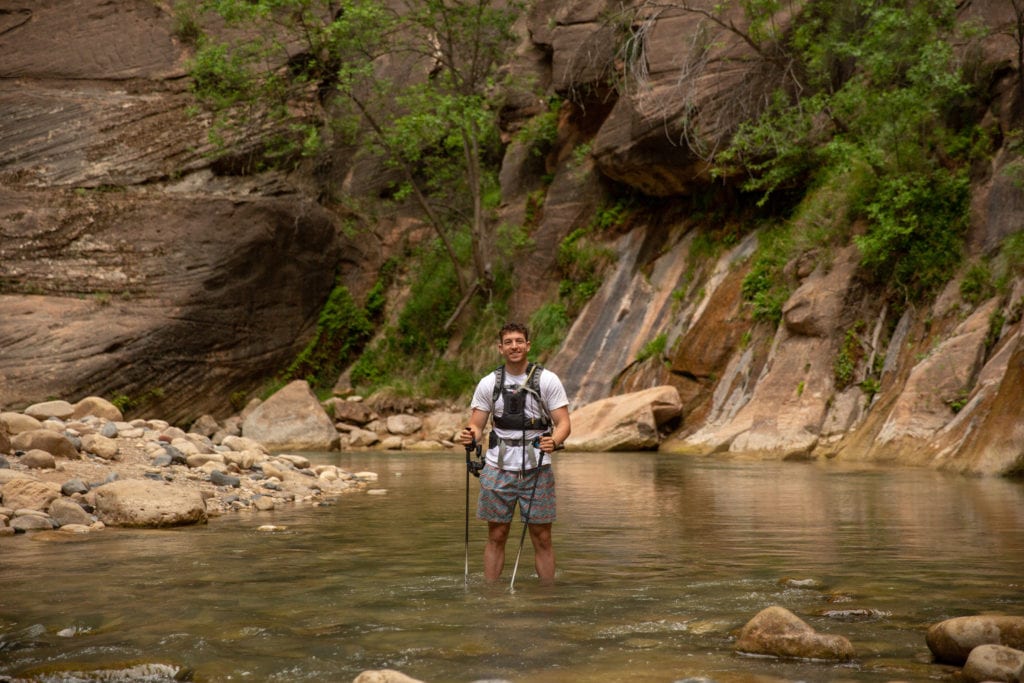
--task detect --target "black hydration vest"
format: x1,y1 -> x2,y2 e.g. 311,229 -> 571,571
491,362 -> 552,431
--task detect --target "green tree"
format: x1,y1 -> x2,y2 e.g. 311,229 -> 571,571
631,0 -> 980,305
184,0 -> 522,321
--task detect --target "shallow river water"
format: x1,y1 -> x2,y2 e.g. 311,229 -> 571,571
2,452 -> 1023,683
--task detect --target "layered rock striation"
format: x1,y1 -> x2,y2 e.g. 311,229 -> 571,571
2,0 -> 1024,476
0,0 -> 341,422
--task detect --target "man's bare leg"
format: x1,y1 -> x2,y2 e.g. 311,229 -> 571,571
484,521 -> 511,581
529,522 -> 555,584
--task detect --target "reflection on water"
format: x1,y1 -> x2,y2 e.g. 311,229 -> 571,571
2,453 -> 1023,682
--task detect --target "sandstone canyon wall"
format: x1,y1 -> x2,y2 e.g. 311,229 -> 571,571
0,0 -> 342,421
1,0 -> 1023,476
501,0 -> 1024,475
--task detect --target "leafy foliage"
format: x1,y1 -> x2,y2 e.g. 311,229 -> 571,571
529,302 -> 571,360
281,282 -> 374,392
636,333 -> 668,363
710,0 -> 982,306
185,0 -> 524,301
855,170 -> 969,302
740,223 -> 792,324
557,226 -> 616,317
833,326 -> 863,389
515,97 -> 563,159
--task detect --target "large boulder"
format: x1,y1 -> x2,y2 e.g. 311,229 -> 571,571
422,410 -> 464,443
324,398 -> 377,426
927,615 -> 1024,665
567,386 -> 682,451
0,477 -> 62,511
10,429 -> 79,459
89,479 -> 207,528
72,396 -> 123,421
21,449 -> 56,469
735,605 -> 855,661
242,380 -> 339,451
0,469 -> 37,485
80,433 -> 120,460
385,414 -> 422,436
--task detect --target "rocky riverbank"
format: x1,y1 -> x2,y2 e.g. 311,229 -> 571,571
0,394 -> 393,537
0,377 -> 683,537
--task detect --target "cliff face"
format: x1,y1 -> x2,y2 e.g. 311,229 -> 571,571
505,0 -> 1024,475
0,0 -> 342,421
1,0 -> 1023,475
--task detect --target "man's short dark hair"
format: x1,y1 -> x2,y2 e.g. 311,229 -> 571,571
498,321 -> 530,341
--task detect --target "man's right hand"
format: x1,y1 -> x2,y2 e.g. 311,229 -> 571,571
460,426 -> 476,447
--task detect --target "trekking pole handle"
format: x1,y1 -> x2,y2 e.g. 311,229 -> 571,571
533,432 -> 564,453
464,426 -> 484,477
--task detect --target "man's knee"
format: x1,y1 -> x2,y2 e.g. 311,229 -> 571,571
488,522 -> 511,543
528,523 -> 552,548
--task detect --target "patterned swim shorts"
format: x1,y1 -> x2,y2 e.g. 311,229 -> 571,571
477,464 -> 556,524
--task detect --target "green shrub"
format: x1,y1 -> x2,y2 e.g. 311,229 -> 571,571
860,376 -> 880,401
282,283 -> 374,391
171,1 -> 202,45
1004,232 -> 1024,275
986,309 -> 1006,351
709,0 -> 978,309
515,98 -> 562,158
557,226 -> 616,316
960,262 -> 994,305
349,237 -> 479,399
636,333 -> 667,362
855,170 -> 969,303
741,224 -> 793,325
834,325 -> 864,389
529,302 -> 571,360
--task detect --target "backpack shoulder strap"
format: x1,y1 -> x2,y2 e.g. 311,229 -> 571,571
491,364 -> 505,407
521,362 -> 551,423
526,362 -> 544,395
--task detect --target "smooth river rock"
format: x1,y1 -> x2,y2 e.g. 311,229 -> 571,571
927,615 -> 1024,665
735,605 -> 855,661
962,643 -> 1024,682
89,479 -> 207,528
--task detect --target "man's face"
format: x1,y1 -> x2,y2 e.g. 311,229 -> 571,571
498,332 -> 530,363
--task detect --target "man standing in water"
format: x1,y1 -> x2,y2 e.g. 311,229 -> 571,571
460,322 -> 571,584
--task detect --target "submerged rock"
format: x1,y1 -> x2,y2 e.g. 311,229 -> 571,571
735,605 -> 855,661
962,643 -> 1024,682
927,615 -> 1024,666
353,670 -> 425,683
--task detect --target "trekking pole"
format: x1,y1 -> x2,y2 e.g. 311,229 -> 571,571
464,439 -> 471,583
464,429 -> 482,583
509,467 -> 541,592
509,434 -> 562,592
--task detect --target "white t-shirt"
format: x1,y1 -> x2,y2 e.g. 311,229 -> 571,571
470,366 -> 569,470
